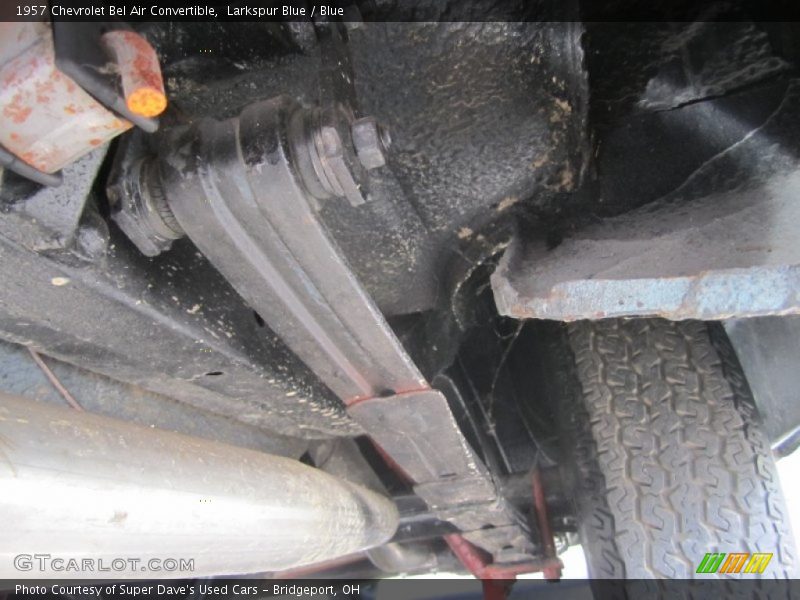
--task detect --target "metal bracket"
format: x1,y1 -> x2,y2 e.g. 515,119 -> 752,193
139,95 -> 538,563
52,21 -> 159,132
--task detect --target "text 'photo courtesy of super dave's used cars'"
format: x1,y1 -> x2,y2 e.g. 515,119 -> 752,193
1,2 -> 800,599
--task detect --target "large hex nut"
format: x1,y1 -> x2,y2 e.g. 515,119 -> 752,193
108,159 -> 183,257
314,124 -> 367,207
351,117 -> 390,171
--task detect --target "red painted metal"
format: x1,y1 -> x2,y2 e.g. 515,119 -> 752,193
482,580 -> 514,600
444,533 -> 492,579
445,532 -> 561,580
371,429 -> 565,595
345,385 -> 432,408
531,468 -> 563,580
444,532 -> 563,600
484,558 -> 562,579
264,431 -> 563,600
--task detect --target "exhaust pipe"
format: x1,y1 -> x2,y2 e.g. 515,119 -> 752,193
0,392 -> 398,578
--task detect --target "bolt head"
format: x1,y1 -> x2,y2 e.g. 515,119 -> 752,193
351,117 -> 389,170
75,216 -> 110,261
106,183 -> 121,206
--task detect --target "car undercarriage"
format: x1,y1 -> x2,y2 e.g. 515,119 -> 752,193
1,3 -> 800,594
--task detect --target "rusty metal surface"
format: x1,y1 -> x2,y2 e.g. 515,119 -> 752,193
531,468 -> 562,580
493,80 -> 800,322
101,29 -> 167,119
0,23 -> 131,174
349,389 -> 536,562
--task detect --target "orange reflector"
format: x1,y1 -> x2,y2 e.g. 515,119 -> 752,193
101,29 -> 167,119
127,87 -> 167,118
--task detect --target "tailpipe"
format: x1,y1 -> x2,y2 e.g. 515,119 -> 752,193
0,392 -> 398,578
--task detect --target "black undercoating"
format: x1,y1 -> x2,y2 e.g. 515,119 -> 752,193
2,10 -> 797,442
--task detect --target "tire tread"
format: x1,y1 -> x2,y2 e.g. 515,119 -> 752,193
562,319 -> 795,579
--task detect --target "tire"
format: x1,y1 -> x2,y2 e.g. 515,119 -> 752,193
556,318 -> 796,579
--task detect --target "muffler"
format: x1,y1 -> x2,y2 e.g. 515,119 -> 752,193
0,392 -> 398,578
